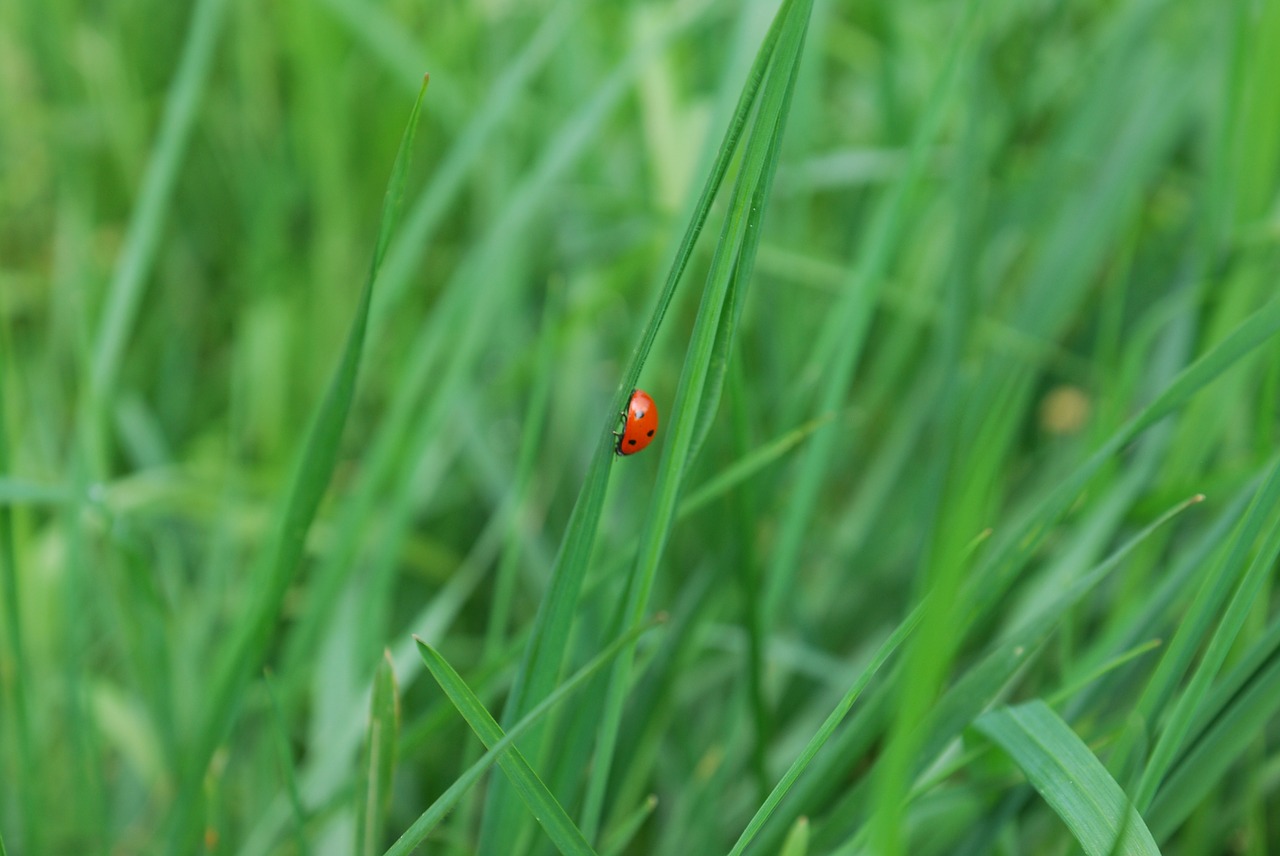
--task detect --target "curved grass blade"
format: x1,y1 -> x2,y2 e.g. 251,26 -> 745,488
414,637 -> 600,856
975,701 -> 1161,856
384,620 -> 661,856
164,75 -> 431,853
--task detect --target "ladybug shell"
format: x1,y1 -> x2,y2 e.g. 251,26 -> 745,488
617,389 -> 659,456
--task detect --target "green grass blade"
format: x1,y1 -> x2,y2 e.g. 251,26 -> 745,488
264,670 -> 309,854
164,76 -> 431,853
971,296 -> 1280,616
414,637 -> 601,856
357,651 -> 400,856
1148,628 -> 1280,836
801,492 -> 1203,851
384,620 -> 661,856
726,605 -> 918,856
601,795 -> 658,856
760,0 -> 981,627
779,816 -> 811,856
0,344 -> 39,856
581,0 -> 812,841
88,0 -> 232,421
1133,456 -> 1280,808
975,701 -> 1161,856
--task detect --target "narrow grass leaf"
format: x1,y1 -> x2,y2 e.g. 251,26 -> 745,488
165,76 -> 431,853
779,817 -> 810,856
1148,632 -> 1280,836
414,637 -> 599,856
89,0 -> 232,413
971,296 -> 1280,616
975,701 -> 1160,856
806,492 -> 1202,850
385,621 -> 660,856
1134,459 -> 1280,808
726,605 -> 917,856
357,651 -> 400,856
264,671 -> 309,854
601,796 -> 658,856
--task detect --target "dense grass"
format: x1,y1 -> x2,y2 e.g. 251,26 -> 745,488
3,0 -> 1280,854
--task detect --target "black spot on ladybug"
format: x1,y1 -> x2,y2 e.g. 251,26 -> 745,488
629,439 -> 637,446
646,430 -> 654,437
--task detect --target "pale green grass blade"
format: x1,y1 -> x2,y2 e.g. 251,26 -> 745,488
478,4 -> 796,849
760,0 -> 981,626
976,701 -> 1161,856
164,76 -> 431,852
264,670 -> 309,854
414,637 -> 600,856
384,621 -> 660,856
779,817 -> 810,856
601,795 -> 658,856
88,0 -> 232,420
356,651 -> 400,856
581,0 -> 812,840
726,604 -> 918,856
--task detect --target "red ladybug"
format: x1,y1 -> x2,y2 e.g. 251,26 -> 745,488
616,388 -> 659,456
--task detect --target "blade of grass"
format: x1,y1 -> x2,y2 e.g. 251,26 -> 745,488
414,637 -> 600,856
760,0 -> 981,628
356,651 -> 400,856
975,701 -> 1161,856
264,670 -> 310,855
1148,626 -> 1280,836
384,620 -> 662,856
477,5 -> 797,850
164,75 -> 431,853
581,0 -> 812,841
87,0 -> 232,448
726,603 -> 919,856
805,492 -> 1203,852
1133,456 -> 1280,808
601,795 -> 658,856
779,817 -> 811,856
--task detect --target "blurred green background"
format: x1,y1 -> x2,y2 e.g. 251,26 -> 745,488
3,0 -> 1280,853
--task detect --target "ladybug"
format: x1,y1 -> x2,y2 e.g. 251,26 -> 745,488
615,388 -> 659,456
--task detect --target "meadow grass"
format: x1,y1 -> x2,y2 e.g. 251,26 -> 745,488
2,0 -> 1280,854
